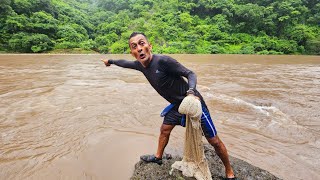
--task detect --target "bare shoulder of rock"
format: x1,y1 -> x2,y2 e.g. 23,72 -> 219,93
131,145 -> 282,180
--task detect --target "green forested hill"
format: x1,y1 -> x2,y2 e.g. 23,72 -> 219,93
0,0 -> 319,54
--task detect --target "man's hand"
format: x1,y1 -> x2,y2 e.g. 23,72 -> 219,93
186,88 -> 200,100
188,94 -> 200,100
101,59 -> 111,67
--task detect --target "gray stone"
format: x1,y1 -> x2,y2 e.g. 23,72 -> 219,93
131,145 -> 282,180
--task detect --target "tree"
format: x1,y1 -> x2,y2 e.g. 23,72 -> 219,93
286,25 -> 316,46
0,0 -> 319,54
305,38 -> 320,55
28,11 -> 58,35
55,24 -> 88,49
179,12 -> 193,30
97,0 -> 129,12
233,3 -> 266,34
4,14 -> 29,33
9,33 -> 54,52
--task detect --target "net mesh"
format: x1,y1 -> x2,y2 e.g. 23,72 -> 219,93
171,96 -> 212,180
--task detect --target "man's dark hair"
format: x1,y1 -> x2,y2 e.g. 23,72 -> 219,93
129,32 -> 148,40
128,32 -> 149,48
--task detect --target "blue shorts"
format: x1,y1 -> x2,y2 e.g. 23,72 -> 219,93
161,103 -> 217,138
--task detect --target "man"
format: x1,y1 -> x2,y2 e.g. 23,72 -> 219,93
101,32 -> 236,179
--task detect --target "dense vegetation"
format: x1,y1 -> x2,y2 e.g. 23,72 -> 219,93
0,0 -> 319,54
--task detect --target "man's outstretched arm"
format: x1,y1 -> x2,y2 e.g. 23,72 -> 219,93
101,59 -> 139,70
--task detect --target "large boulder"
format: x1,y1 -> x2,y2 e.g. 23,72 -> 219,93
131,145 -> 281,180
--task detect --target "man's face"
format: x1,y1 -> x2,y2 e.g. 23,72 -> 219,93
129,34 -> 152,63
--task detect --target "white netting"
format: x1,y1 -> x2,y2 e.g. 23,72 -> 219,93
171,95 -> 212,180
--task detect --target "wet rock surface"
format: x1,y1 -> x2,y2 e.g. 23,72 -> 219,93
131,145 -> 281,180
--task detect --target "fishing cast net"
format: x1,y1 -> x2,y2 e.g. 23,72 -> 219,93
170,95 -> 212,180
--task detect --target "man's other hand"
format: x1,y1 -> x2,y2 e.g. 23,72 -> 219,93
101,59 -> 111,66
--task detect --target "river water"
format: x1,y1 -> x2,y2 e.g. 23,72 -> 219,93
0,54 -> 319,180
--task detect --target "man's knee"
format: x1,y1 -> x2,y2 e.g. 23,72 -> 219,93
160,124 -> 174,136
207,136 -> 222,148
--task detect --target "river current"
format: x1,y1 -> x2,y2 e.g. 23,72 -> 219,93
0,54 -> 319,180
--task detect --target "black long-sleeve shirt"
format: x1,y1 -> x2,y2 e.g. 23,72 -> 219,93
109,54 -> 203,105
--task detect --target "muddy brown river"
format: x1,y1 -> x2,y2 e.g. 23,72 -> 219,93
0,54 -> 319,180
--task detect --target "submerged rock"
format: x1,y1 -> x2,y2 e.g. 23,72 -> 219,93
131,145 -> 281,180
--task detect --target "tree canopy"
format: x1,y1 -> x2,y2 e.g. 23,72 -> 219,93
0,0 -> 319,54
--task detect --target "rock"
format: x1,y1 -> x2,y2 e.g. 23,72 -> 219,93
131,145 -> 282,180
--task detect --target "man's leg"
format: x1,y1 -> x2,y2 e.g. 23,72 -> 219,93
155,124 -> 175,158
207,135 -> 235,178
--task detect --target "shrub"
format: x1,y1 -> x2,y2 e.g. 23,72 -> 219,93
9,32 -> 54,52
305,39 -> 320,55
240,45 -> 255,54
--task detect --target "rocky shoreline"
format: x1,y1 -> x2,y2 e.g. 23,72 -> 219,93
131,145 -> 281,180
